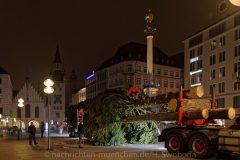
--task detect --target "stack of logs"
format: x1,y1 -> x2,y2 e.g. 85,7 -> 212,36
124,85 -> 235,122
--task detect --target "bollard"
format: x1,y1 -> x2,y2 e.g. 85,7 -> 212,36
18,130 -> 22,140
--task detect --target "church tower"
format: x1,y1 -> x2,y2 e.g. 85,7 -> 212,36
50,46 -> 66,126
70,68 -> 78,96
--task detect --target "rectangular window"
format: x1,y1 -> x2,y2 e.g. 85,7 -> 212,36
219,51 -> 225,62
164,70 -> 167,75
235,46 -> 238,57
190,49 -> 195,58
144,78 -> 147,84
190,75 -> 195,84
144,67 -> 147,73
219,67 -> 225,78
219,82 -> 225,93
0,88 -> 1,94
234,62 -> 238,72
190,63 -> 195,72
54,106 -> 56,110
157,79 -> 161,87
235,30 -> 239,41
176,82 -> 179,88
219,36 -> 225,47
197,60 -> 202,69
0,107 -> 2,115
233,96 -> 240,108
164,80 -> 168,87
198,74 -> 202,83
210,84 -> 215,94
158,68 -> 161,74
211,40 -> 216,50
216,98 -> 225,108
127,77 -> 131,83
210,69 -> 216,80
170,81 -> 174,88
56,113 -> 60,118
137,77 -> 141,84
137,65 -> 140,72
197,46 -> 202,56
176,71 -> 179,77
210,55 -> 216,65
127,65 -> 132,72
170,70 -> 173,76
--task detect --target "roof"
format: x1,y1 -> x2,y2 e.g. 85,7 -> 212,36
95,42 -> 183,71
170,52 -> 184,69
0,66 -> 9,74
54,46 -> 62,64
183,10 -> 240,41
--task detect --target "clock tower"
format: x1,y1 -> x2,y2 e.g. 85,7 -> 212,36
49,46 -> 66,126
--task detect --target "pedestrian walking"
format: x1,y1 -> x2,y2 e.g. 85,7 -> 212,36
28,122 -> 38,145
78,120 -> 84,148
40,121 -> 45,138
59,123 -> 63,134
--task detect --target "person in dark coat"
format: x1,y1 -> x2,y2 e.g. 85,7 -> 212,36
28,122 -> 38,145
40,121 -> 45,138
78,120 -> 84,148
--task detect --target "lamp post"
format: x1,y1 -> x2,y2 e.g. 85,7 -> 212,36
18,98 -> 24,140
44,79 -> 54,150
230,0 -> 240,6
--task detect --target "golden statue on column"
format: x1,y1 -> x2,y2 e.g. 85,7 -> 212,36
145,9 -> 153,28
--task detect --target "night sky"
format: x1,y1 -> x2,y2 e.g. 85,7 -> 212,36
0,1 -> 238,103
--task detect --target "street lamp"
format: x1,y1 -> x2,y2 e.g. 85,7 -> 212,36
18,98 -> 24,140
230,0 -> 240,6
44,79 -> 54,150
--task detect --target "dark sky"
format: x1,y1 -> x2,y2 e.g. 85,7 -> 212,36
0,0 -> 238,103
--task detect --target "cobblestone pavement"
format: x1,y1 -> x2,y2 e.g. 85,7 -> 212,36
0,130 -> 238,160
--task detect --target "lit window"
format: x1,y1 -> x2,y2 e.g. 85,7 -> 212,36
211,40 -> 216,50
219,36 -> 225,47
219,67 -> 225,78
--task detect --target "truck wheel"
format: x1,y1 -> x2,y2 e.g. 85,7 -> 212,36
188,133 -> 213,159
166,132 -> 187,154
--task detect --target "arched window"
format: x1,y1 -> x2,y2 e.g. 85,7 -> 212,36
25,104 -> 30,118
17,107 -> 21,118
35,106 -> 39,118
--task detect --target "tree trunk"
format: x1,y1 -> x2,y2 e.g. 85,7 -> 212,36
168,98 -> 212,112
133,85 -> 204,107
208,107 -> 235,120
123,109 -> 209,123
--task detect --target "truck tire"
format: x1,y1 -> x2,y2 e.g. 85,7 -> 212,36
188,133 -> 214,159
166,132 -> 187,154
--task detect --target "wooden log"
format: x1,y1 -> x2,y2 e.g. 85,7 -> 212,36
133,85 -> 204,107
208,107 -> 235,120
168,98 -> 212,112
123,109 -> 209,123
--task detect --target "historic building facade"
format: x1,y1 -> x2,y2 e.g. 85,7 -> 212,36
49,46 -> 66,126
86,42 -> 183,99
0,66 -> 13,128
12,71 -> 45,129
70,87 -> 86,106
182,10 -> 240,126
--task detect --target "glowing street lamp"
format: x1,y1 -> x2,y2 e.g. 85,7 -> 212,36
43,79 -> 54,150
18,98 -> 24,140
230,0 -> 240,6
